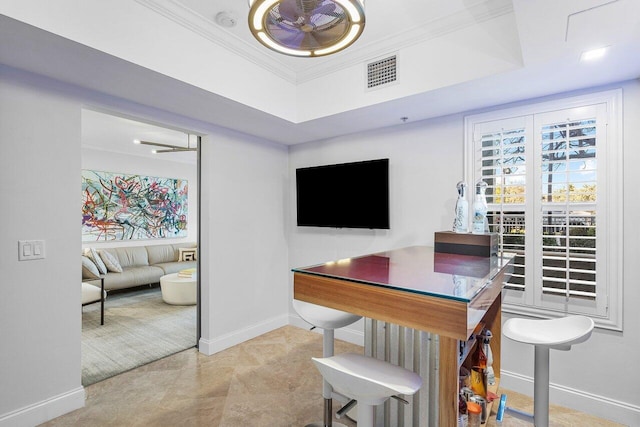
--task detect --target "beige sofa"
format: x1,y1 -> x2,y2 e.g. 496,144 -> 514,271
82,242 -> 197,291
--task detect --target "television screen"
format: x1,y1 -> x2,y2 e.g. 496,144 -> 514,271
296,158 -> 390,229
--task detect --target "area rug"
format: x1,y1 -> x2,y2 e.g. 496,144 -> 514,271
82,286 -> 196,386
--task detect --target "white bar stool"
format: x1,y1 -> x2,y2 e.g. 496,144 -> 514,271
312,353 -> 422,427
503,315 -> 595,427
293,300 -> 362,427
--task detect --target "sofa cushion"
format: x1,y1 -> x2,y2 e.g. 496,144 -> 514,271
82,282 -> 104,304
107,246 -> 149,268
179,247 -> 197,261
102,266 -> 165,291
146,243 -> 196,264
146,244 -> 178,265
155,260 -> 197,275
99,250 -> 123,273
82,256 -> 100,279
86,247 -> 108,275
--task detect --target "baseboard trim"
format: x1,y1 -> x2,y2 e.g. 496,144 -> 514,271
501,370 -> 640,426
0,386 -> 85,427
289,314 -> 365,347
198,314 -> 289,355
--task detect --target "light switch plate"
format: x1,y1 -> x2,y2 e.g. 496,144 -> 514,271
18,240 -> 46,261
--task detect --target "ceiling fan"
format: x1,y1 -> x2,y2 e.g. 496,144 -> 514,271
248,0 -> 365,57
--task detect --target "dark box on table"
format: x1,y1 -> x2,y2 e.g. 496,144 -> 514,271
434,231 -> 498,258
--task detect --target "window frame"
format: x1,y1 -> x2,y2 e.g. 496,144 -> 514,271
464,89 -> 623,331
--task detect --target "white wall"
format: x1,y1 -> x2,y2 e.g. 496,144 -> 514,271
199,131 -> 290,354
0,65 -> 290,426
287,80 -> 640,425
81,147 -> 198,248
0,68 -> 85,425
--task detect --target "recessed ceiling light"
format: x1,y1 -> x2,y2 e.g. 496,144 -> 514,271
580,47 -> 608,62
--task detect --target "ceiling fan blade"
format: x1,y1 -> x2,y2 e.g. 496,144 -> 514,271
310,2 -> 337,18
301,32 -> 321,49
310,25 -> 345,44
267,25 -> 308,48
278,0 -> 302,23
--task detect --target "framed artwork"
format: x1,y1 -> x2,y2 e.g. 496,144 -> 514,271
82,170 -> 188,241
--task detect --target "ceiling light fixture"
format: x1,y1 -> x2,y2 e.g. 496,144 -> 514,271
248,0 -> 365,57
133,139 -> 197,154
215,11 -> 238,28
580,46 -> 608,62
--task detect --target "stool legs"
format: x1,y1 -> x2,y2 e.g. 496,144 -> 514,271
504,345 -> 551,427
356,403 -> 374,427
322,329 -> 335,427
305,328 -> 349,427
534,345 -> 550,427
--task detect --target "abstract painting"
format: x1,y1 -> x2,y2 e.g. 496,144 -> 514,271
82,170 -> 188,241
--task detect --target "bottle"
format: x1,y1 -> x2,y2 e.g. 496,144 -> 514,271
453,181 -> 469,233
458,392 -> 468,427
467,401 -> 482,427
474,331 -> 487,370
472,180 -> 488,234
470,332 -> 488,397
484,330 -> 495,386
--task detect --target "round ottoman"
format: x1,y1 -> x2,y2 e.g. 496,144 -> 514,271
160,272 -> 197,305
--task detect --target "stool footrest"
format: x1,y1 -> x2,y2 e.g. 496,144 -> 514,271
391,395 -> 410,405
336,399 -> 357,419
504,406 -> 534,423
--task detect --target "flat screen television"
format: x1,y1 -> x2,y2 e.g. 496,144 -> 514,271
296,158 -> 390,229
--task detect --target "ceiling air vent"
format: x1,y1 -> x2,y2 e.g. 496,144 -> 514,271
367,55 -> 397,89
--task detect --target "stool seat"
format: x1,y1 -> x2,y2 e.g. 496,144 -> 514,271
313,353 -> 422,427
503,315 -> 595,427
503,315 -> 594,350
293,300 -> 362,427
313,353 -> 422,406
293,300 -> 362,330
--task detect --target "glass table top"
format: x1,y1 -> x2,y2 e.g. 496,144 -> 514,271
292,245 -> 514,303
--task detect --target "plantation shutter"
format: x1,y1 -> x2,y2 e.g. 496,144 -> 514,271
533,105 -> 608,317
466,90 -> 621,328
473,116 -> 532,306
470,104 -> 609,318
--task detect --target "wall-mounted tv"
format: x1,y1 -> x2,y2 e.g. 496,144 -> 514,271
296,158 -> 390,229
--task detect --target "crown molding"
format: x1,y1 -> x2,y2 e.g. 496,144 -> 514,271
135,0 -> 513,85
134,0 -> 299,83
295,0 -> 514,82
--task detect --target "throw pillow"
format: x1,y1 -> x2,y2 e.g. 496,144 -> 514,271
86,247 -> 108,275
81,256 -> 100,279
179,247 -> 197,262
99,250 -> 123,273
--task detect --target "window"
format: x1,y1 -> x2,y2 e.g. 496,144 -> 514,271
465,90 -> 622,330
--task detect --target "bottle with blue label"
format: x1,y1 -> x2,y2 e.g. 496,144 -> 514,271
472,180 -> 488,234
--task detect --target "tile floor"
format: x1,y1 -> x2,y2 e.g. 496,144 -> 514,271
42,326 -> 624,426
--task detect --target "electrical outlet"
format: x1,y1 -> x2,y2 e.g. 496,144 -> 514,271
18,240 -> 46,261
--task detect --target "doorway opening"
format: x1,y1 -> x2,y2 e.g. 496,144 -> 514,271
80,108 -> 200,385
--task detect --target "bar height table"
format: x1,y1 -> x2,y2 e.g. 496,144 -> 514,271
293,245 -> 514,426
